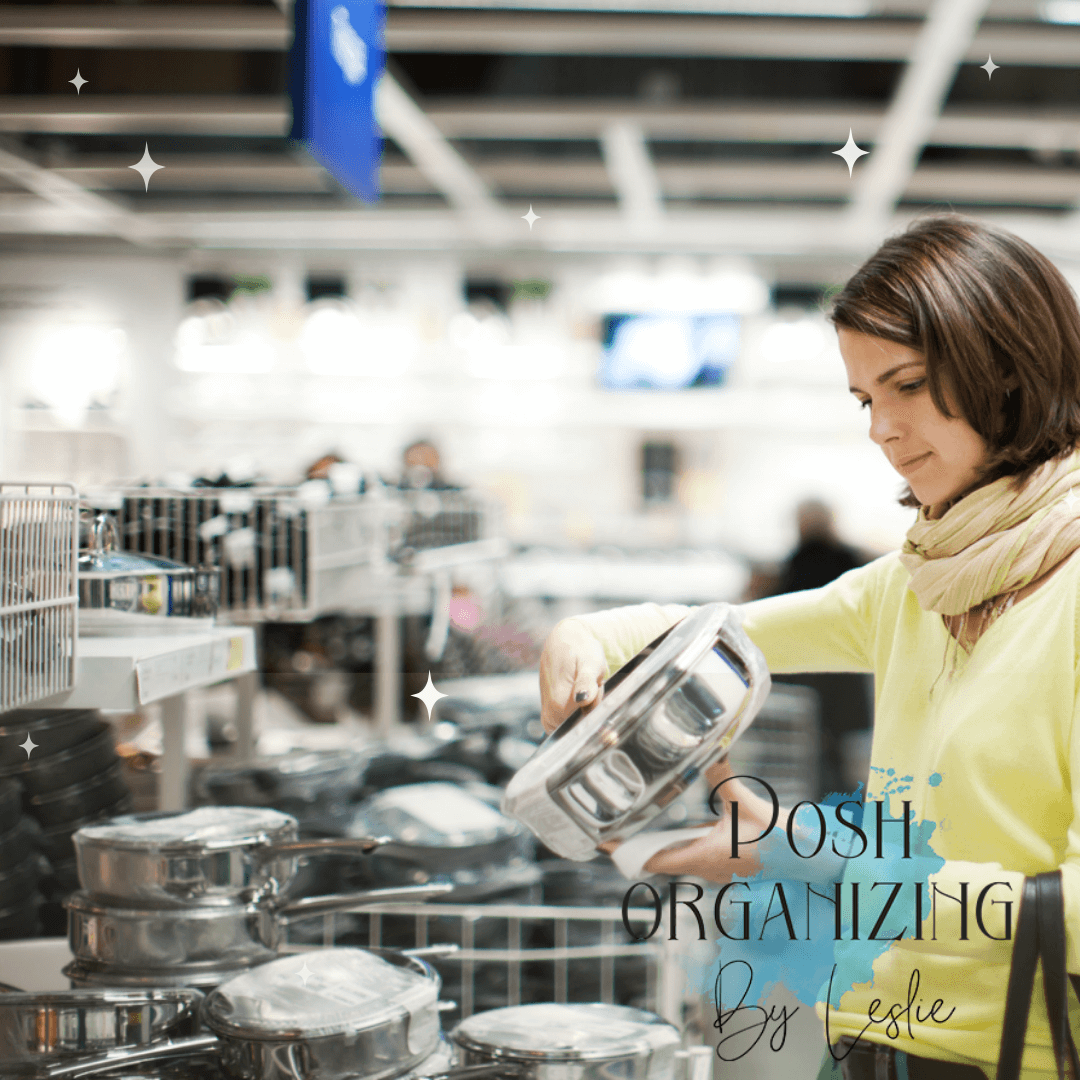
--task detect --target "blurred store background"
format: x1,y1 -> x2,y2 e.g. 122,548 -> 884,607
0,0 -> 1077,1074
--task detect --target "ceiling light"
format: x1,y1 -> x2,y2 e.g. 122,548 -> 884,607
1043,0 -> 1080,22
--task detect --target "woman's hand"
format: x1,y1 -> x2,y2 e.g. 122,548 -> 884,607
639,758 -> 790,883
539,618 -> 609,733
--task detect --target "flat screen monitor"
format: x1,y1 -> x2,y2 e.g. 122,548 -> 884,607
599,312 -> 740,390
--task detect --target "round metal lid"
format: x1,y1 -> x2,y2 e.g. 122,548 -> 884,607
451,1003 -> 681,1062
204,949 -> 439,1041
75,806 -> 297,850
348,782 -> 522,848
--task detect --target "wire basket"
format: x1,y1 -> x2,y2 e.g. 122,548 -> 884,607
0,483 -> 79,712
284,900 -> 678,1024
114,488 -> 391,622
392,489 -> 501,558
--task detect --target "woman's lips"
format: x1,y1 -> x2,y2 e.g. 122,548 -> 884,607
898,451 -> 932,473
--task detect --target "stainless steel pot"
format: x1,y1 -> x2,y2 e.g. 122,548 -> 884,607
0,988 -> 202,1070
66,884 -> 452,970
63,957 -> 262,992
78,514 -> 217,620
46,948 -> 445,1080
502,603 -> 770,861
450,1003 -> 681,1080
73,806 -> 386,905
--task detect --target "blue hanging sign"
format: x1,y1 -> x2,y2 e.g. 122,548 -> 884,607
288,0 -> 385,202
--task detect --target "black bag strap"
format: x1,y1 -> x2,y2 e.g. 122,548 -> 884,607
997,871 -> 1080,1080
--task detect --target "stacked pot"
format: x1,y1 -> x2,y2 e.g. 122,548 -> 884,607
62,805 -> 447,990
0,709 -> 132,937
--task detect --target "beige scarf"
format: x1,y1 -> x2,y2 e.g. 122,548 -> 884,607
900,448 -> 1080,617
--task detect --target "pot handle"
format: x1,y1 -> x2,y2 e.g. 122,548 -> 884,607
255,835 -> 391,863
44,1034 -> 219,1079
280,882 -> 455,919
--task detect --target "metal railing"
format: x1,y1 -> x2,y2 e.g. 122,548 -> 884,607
285,900 -> 680,1023
0,483 -> 79,711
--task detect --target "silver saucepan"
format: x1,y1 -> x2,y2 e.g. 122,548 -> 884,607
73,806 -> 389,905
44,948 -> 448,1080
449,1003 -> 682,1080
66,883 -> 453,970
0,988 -> 203,1072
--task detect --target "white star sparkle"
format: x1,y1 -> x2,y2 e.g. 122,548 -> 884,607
19,734 -> 37,759
69,70 -> 88,95
1064,487 -> 1080,512
129,144 -> 164,191
833,129 -> 869,177
297,960 -> 314,986
412,672 -> 448,722
981,55 -> 999,79
522,206 -> 540,230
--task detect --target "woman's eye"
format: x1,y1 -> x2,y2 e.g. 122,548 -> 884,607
857,399 -> 871,411
899,379 -> 925,393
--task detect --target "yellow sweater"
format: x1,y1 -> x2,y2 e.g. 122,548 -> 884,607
576,549 -> 1080,1076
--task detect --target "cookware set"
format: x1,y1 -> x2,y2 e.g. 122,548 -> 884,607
59,806 -> 451,989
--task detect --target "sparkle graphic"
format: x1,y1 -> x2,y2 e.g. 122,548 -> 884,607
521,206 -> 540,230
981,55 -> 999,79
69,70 -> 88,94
129,144 -> 164,191
1064,487 -> 1080,512
412,672 -> 448,722
19,734 -> 37,759
297,960 -> 313,986
833,129 -> 869,177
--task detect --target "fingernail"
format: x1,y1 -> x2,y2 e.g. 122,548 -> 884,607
575,690 -> 589,702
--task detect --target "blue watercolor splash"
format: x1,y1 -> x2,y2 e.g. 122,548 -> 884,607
678,779 -> 945,1014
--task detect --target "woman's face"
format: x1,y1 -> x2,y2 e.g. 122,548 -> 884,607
838,328 -> 992,509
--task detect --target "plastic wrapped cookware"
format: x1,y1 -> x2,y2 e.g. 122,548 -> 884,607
450,1003 -> 682,1080
503,603 -> 770,861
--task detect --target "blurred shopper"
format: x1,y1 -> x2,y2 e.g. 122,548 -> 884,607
773,499 -> 873,800
400,438 -> 457,490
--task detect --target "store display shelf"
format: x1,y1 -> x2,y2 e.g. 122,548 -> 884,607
32,626 -> 257,710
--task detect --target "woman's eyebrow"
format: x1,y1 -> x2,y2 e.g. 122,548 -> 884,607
848,361 -> 925,394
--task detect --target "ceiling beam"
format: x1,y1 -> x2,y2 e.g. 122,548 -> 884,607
376,74 -> 513,237
0,7 -> 1075,64
600,122 -> 663,232
45,155 -> 1080,205
0,139 -> 147,243
10,97 -> 1080,156
847,0 -> 991,230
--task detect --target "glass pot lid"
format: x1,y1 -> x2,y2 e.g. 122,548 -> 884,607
204,949 -> 439,1041
451,1003 -> 681,1062
75,806 -> 297,851
78,512 -> 195,580
347,782 -> 522,848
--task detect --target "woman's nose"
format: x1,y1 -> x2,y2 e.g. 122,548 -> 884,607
868,401 -> 903,446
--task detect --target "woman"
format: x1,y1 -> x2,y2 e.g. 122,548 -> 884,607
539,215 -> 1080,1079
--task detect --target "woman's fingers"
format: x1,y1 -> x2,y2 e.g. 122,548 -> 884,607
539,619 -> 608,733
642,818 -> 763,883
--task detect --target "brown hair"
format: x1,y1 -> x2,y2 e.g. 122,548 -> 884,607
829,214 -> 1080,507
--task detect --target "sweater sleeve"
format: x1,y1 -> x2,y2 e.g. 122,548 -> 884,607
737,557 -> 883,675
569,555 -> 888,680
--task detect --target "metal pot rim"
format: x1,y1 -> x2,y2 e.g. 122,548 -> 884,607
74,807 -> 297,854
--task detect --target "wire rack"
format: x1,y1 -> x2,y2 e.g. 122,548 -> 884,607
114,488 -> 392,622
393,489 -> 499,557
727,683 -> 821,807
284,901 -> 681,1024
0,483 -> 79,712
